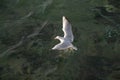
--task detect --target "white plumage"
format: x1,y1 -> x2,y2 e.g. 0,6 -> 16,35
52,16 -> 77,50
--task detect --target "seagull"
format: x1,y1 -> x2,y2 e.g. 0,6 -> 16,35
52,16 -> 77,50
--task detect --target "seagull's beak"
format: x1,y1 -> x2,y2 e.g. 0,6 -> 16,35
54,37 -> 57,39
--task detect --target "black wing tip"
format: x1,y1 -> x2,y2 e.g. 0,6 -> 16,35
62,16 -> 70,23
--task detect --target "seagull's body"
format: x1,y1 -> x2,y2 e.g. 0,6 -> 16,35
52,16 -> 77,50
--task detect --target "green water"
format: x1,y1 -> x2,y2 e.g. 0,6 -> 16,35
0,0 -> 120,80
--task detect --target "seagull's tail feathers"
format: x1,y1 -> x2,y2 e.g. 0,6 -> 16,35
72,46 -> 77,50
70,44 -> 77,50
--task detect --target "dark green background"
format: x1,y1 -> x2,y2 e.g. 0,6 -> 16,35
0,0 -> 120,80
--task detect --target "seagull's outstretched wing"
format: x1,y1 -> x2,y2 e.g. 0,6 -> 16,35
62,16 -> 74,42
52,42 -> 70,50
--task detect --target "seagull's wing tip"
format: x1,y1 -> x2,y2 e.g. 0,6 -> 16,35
63,16 -> 66,20
63,16 -> 65,17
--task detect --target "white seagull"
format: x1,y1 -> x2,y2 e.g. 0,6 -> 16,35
52,16 -> 77,50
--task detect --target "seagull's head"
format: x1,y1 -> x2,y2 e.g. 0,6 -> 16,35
54,36 -> 60,39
